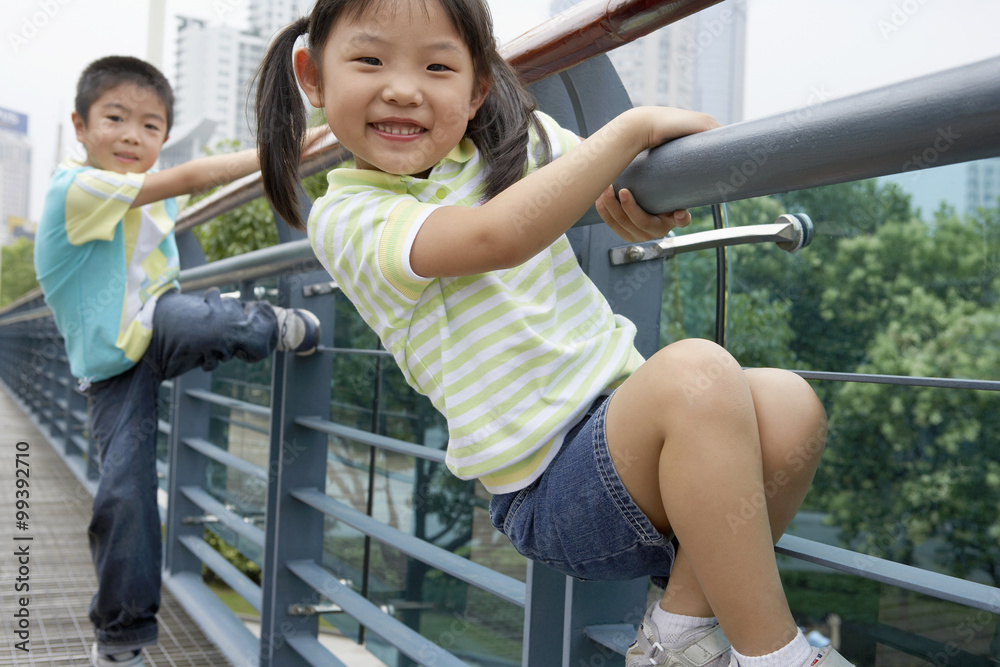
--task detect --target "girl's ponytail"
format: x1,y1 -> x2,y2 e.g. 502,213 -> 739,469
255,17 -> 311,230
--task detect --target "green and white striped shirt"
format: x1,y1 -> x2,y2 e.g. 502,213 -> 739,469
309,112 -> 643,493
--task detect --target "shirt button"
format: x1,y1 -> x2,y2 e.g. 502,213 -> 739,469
436,188 -> 448,199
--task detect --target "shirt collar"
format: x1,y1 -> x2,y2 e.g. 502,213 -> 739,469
328,138 -> 478,191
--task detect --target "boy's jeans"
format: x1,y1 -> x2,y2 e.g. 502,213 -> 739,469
86,289 -> 277,654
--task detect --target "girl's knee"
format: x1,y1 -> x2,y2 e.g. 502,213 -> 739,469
749,368 -> 828,465
648,339 -> 747,407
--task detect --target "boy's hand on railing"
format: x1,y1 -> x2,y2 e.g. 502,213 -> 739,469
596,185 -> 691,243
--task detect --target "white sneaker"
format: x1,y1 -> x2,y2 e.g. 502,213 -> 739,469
91,643 -> 145,666
800,647 -> 854,667
728,646 -> 855,667
273,306 -> 321,355
626,602 -> 731,667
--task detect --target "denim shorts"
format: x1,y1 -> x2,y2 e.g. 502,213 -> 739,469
489,393 -> 676,584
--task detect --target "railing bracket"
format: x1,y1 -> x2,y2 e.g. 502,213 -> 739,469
303,281 -> 339,298
182,514 -> 220,525
288,602 -> 344,616
608,213 -> 813,266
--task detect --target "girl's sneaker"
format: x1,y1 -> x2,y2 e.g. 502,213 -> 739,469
798,647 -> 854,667
727,646 -> 855,667
625,602 -> 730,667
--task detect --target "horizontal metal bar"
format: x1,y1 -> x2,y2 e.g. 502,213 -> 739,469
285,635 -> 350,667
162,571 -> 260,667
184,388 -> 272,418
177,238 -> 320,293
582,624 -> 633,657
177,534 -> 263,612
791,370 -> 1000,392
319,347 -> 393,358
295,417 -> 448,464
181,486 -> 266,548
183,437 -> 269,482
775,534 -> 1000,614
616,56 -> 1000,214
0,306 -> 52,325
291,488 -> 525,607
287,559 -> 471,667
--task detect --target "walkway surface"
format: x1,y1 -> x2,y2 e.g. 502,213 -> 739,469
0,384 -> 388,667
0,385 -> 234,666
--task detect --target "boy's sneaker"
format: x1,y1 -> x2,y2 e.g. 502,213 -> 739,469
626,602 -> 730,667
91,643 -> 144,666
273,306 -> 321,355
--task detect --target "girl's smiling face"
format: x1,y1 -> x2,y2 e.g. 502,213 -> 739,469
296,0 -> 487,177
72,82 -> 169,174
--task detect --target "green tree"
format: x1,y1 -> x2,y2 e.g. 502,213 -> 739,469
729,180 -> 915,373
1,237 -> 39,307
817,292 -> 1000,584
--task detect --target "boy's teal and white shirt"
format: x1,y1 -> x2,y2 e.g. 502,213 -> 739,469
310,112 -> 643,493
34,159 -> 181,387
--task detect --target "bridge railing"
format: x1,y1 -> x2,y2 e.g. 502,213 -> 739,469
2,1 -> 999,664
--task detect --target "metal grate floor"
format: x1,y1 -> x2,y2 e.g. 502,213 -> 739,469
0,386 -> 233,666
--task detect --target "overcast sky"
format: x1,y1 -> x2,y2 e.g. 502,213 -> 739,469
3,0 -> 1000,220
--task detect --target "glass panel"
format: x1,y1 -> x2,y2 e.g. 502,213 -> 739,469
781,565 -> 1000,662
661,206 -> 720,346
725,180 -> 1000,658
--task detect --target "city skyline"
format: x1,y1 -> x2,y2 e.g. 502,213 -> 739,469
2,0 -> 1000,222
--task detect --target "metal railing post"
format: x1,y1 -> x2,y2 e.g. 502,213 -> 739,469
258,269 -> 336,667
164,366 -> 213,580
522,561 -> 566,666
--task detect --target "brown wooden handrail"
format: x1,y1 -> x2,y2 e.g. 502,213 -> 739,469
502,0 -> 722,83
175,0 -> 720,233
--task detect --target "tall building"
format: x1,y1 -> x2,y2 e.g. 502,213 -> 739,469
548,0 -> 746,124
0,106 -> 32,242
966,158 -> 1000,213
163,17 -> 264,166
162,1 -> 311,167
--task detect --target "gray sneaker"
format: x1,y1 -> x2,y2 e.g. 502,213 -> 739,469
727,645 -> 856,667
626,602 -> 730,667
273,306 -> 321,355
91,643 -> 144,666
797,647 -> 854,667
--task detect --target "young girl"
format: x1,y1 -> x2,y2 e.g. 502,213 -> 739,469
255,1 -> 851,665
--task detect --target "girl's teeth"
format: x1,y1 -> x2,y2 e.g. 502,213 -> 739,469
376,123 -> 421,135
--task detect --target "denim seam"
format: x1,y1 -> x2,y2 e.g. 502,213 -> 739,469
594,398 -> 666,546
503,484 -> 531,537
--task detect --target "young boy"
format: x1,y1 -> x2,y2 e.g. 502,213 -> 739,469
33,55 -> 320,666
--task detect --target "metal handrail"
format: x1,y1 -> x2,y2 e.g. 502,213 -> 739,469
173,0 -> 724,236
616,55 -> 1000,214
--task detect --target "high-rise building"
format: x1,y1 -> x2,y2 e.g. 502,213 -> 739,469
966,158 -> 1000,213
0,106 -> 32,241
162,1 -> 311,168
548,0 -> 746,125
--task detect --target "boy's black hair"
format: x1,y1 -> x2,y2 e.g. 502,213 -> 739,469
75,56 -> 175,133
256,0 -> 549,230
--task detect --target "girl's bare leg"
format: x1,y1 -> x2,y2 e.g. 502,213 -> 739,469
606,339 -> 827,655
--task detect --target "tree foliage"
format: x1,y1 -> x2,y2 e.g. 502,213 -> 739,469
664,180 -> 1000,585
1,237 -> 39,307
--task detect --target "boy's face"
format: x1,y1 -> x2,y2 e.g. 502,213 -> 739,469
72,82 -> 169,174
